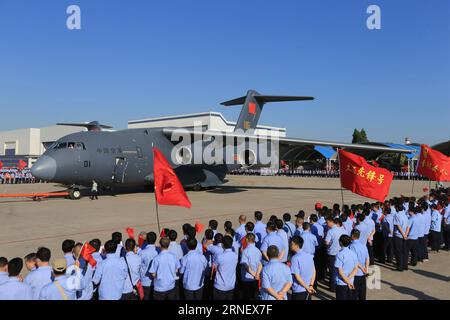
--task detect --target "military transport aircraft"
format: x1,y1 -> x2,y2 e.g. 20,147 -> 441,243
31,90 -> 412,199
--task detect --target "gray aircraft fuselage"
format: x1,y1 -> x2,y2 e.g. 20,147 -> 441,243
31,128 -> 228,190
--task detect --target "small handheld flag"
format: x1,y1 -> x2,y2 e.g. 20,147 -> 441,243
126,227 -> 135,239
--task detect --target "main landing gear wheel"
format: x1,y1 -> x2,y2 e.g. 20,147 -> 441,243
193,184 -> 202,192
69,188 -> 82,200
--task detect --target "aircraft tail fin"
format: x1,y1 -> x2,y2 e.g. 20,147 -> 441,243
220,90 -> 314,132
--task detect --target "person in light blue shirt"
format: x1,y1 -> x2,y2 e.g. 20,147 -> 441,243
282,213 -> 296,239
213,235 -> 238,300
414,206 -> 426,263
404,207 -> 420,269
363,210 -> 376,265
260,245 -> 292,300
181,226 -> 203,255
260,221 -> 285,262
349,230 -> 369,300
300,222 -> 319,256
234,215 -> 248,244
122,238 -> 142,300
325,216 -> 346,292
421,202 -> 431,260
341,212 -> 354,236
207,233 -> 225,266
92,240 -> 128,300
167,230 -> 183,261
180,238 -> 208,300
24,247 -> 53,300
139,232 -> 158,300
149,237 -> 180,300
275,219 -> 289,262
309,213 -> 326,284
290,236 -> 316,300
430,204 -> 443,252
310,214 -> 324,243
0,258 -> 32,300
112,232 -> 126,258
208,219 -> 219,238
39,258 -> 77,300
239,233 -> 262,300
254,211 -> 267,248
0,257 -> 8,286
24,253 -> 37,273
355,214 -> 370,245
62,239 -> 75,267
393,204 -> 409,271
381,207 -> 394,263
334,234 -> 359,300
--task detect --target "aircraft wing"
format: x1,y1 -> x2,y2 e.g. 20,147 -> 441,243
162,128 -> 413,154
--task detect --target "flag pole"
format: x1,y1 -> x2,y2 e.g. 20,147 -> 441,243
154,194 -> 161,235
76,241 -> 86,262
151,142 -> 162,235
337,148 -> 345,207
411,176 -> 415,196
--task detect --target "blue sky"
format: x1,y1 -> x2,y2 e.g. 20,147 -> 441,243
0,0 -> 449,145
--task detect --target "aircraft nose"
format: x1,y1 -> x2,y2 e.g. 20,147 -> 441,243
31,155 -> 57,181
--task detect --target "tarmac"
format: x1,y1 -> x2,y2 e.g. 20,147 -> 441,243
0,175 -> 449,300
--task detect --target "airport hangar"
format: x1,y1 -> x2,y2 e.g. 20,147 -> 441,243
1,111 -> 447,171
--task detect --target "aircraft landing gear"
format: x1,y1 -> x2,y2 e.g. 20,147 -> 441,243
192,183 -> 202,192
69,188 -> 82,200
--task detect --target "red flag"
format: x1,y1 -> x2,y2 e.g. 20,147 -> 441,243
136,280 -> 144,300
417,145 -> 450,182
126,227 -> 135,239
339,149 -> 393,202
80,243 -> 97,267
18,160 -> 27,170
153,147 -> 192,208
349,210 -> 355,220
241,237 -> 248,250
160,229 -> 166,238
0,161 -> 3,170
138,233 -> 145,248
195,221 -> 204,233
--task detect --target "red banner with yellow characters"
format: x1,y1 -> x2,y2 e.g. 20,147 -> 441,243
417,144 -> 450,182
338,149 -> 393,202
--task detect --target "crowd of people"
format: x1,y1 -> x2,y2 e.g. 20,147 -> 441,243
230,168 -> 430,180
0,187 -> 449,301
0,168 -> 37,184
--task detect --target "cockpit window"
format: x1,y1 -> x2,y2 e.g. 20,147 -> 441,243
51,142 -> 86,150
54,142 -> 67,149
75,142 -> 86,150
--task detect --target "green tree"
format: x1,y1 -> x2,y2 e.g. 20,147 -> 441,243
352,128 -> 369,143
360,128 -> 369,142
352,129 -> 361,143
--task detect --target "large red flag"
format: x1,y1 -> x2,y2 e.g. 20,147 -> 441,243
339,149 -> 393,202
18,160 -> 27,170
153,147 -> 192,208
79,243 -> 97,267
0,161 -> 3,170
417,145 -> 450,182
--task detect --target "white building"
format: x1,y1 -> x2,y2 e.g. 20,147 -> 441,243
0,112 -> 285,168
128,112 -> 286,137
0,126 -> 86,167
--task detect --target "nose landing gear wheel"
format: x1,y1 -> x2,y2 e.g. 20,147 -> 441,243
193,184 -> 202,192
69,188 -> 82,200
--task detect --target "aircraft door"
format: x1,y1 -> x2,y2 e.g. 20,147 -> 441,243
113,157 -> 128,184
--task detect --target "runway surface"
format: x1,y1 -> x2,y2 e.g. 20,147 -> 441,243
0,176 -> 448,300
